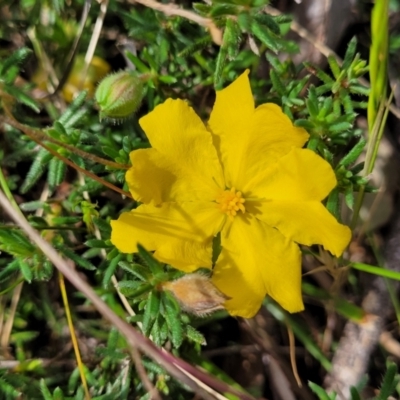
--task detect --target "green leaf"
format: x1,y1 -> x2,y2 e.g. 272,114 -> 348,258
270,69 -> 285,96
349,387 -> 361,400
351,262 -> 400,281
158,75 -> 178,84
118,261 -> 149,281
302,283 -> 364,322
0,47 -> 31,77
192,3 -> 211,15
343,37 -> 358,70
304,62 -> 333,85
225,19 -> 242,60
124,52 -> 150,73
186,325 -> 206,345
102,254 -> 122,288
327,56 -> 341,79
328,121 -> 352,134
308,381 -> 333,400
19,201 -> 47,212
326,187 -> 339,218
39,379 -> 53,400
344,184 -> 354,210
4,85 -> 40,113
253,13 -> 281,35
162,291 -> 183,348
20,149 -> 52,194
117,280 -> 143,296
251,20 -> 279,52
48,157 -> 67,192
210,4 -> 238,17
338,138 -> 366,167
376,362 -> 398,399
267,301 -> 331,371
85,239 -> 108,248
142,291 -> 160,336
214,47 -> 228,88
137,244 -> 163,275
237,12 -> 252,31
0,260 -> 20,282
60,247 -> 96,271
19,260 -> 33,283
58,91 -> 88,127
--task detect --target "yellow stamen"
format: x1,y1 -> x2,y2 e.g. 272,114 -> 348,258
216,187 -> 246,219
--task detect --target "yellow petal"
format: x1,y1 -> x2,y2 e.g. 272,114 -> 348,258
126,148 -> 221,204
211,215 -> 303,318
240,104 -> 309,191
133,99 -> 224,203
250,201 -> 351,257
248,148 -> 337,201
111,202 -> 223,271
209,71 -> 309,189
208,70 -> 254,187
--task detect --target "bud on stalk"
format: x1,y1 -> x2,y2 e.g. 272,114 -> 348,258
95,70 -> 145,120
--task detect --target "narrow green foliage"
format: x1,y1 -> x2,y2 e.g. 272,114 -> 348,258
349,387 -> 361,400
215,18 -> 242,87
210,4 -> 238,17
270,69 -> 285,96
59,247 -> 96,271
19,260 -> 33,283
2,85 -> 40,113
85,239 -> 107,248
237,11 -> 252,31
137,244 -> 164,275
351,262 -> 400,281
0,229 -> 36,257
142,291 -> 161,336
368,0 -> 388,131
0,260 -> 20,283
267,301 -> 331,371
0,47 -> 32,78
102,254 -> 122,288
326,187 -> 340,218
192,2 -> 211,15
327,56 -> 341,79
254,13 -> 281,35
118,261 -> 149,281
375,362 -> 398,399
342,37 -> 358,70
308,382 -> 335,400
58,91 -> 88,127
161,291 -> 184,348
117,280 -> 144,296
338,138 -> 367,167
48,157 -> 67,192
21,149 -> 54,194
40,379 -> 53,400
251,20 -> 279,52
185,325 -> 206,345
344,184 -> 354,210
302,283 -> 365,322
52,387 -> 64,400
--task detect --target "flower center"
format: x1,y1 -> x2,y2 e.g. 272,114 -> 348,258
216,187 -> 246,218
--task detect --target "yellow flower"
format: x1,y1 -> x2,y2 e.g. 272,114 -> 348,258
111,71 -> 351,318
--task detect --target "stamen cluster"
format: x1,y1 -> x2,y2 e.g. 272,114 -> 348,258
216,187 -> 246,218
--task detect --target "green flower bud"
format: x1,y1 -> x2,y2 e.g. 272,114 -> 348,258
95,70 -> 145,120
